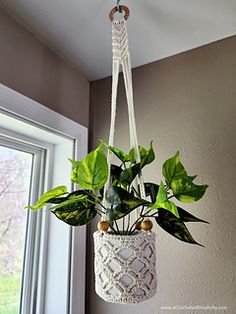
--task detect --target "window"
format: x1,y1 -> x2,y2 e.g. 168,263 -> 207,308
0,137 -> 46,314
0,83 -> 87,314
0,142 -> 33,313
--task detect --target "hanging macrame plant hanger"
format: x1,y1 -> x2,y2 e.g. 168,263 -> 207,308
27,1 -> 209,306
93,3 -> 157,304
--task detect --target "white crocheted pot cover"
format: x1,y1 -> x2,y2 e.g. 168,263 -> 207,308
93,231 -> 157,304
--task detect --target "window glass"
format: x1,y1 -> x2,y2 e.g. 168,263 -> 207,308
0,145 -> 33,314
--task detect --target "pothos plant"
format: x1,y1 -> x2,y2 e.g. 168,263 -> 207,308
27,141 -> 208,246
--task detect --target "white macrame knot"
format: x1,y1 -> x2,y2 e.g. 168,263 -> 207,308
112,18 -> 129,62
94,231 -> 157,304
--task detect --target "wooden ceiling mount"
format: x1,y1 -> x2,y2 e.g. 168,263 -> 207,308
109,5 -> 130,22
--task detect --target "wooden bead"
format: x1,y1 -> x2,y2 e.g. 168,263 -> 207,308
141,220 -> 153,231
97,221 -> 109,232
135,221 -> 142,230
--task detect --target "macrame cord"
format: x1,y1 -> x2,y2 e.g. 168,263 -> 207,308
102,18 -> 146,220
94,16 -> 157,305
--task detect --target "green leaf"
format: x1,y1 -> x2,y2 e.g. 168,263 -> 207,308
128,142 -> 155,165
69,159 -> 81,168
139,141 -> 155,167
109,142 -> 155,188
177,207 -> 209,224
119,163 -> 142,188
119,143 -> 155,188
151,181 -> 179,218
162,151 -> 207,202
188,175 -> 197,181
26,186 -> 67,211
76,143 -> 108,190
162,151 -> 187,186
69,159 -> 81,183
106,186 -> 149,221
107,145 -> 131,163
162,151 -> 198,186
171,178 -> 208,202
110,164 -> 122,182
47,197 -> 67,204
155,209 -> 204,246
144,183 -> 159,203
50,195 -> 88,211
52,192 -> 97,226
128,148 -> 136,163
53,206 -> 97,227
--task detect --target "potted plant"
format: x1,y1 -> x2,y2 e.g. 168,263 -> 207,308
27,141 -> 208,303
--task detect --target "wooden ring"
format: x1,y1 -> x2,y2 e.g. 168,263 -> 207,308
109,5 -> 130,22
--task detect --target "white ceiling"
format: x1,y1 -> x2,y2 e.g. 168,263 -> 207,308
1,0 -> 236,81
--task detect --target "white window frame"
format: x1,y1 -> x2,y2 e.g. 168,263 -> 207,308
0,83 -> 87,314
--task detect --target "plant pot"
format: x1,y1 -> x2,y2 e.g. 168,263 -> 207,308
93,230 -> 157,304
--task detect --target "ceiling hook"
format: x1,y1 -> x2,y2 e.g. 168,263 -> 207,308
117,0 -> 122,13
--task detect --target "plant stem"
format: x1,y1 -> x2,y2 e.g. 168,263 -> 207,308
128,217 -> 142,234
109,223 -> 116,233
126,205 -> 146,234
140,208 -> 157,217
165,185 -> 170,192
98,202 -> 106,211
114,220 -> 120,235
141,208 -> 152,216
95,208 -> 105,215
140,205 -> 146,217
141,211 -> 158,218
132,186 -> 141,198
94,190 -> 99,203
126,214 -> 130,235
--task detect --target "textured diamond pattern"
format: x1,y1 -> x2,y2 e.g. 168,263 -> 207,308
94,231 -> 157,304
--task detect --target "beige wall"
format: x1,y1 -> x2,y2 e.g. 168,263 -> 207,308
88,36 -> 236,313
0,7 -> 89,127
